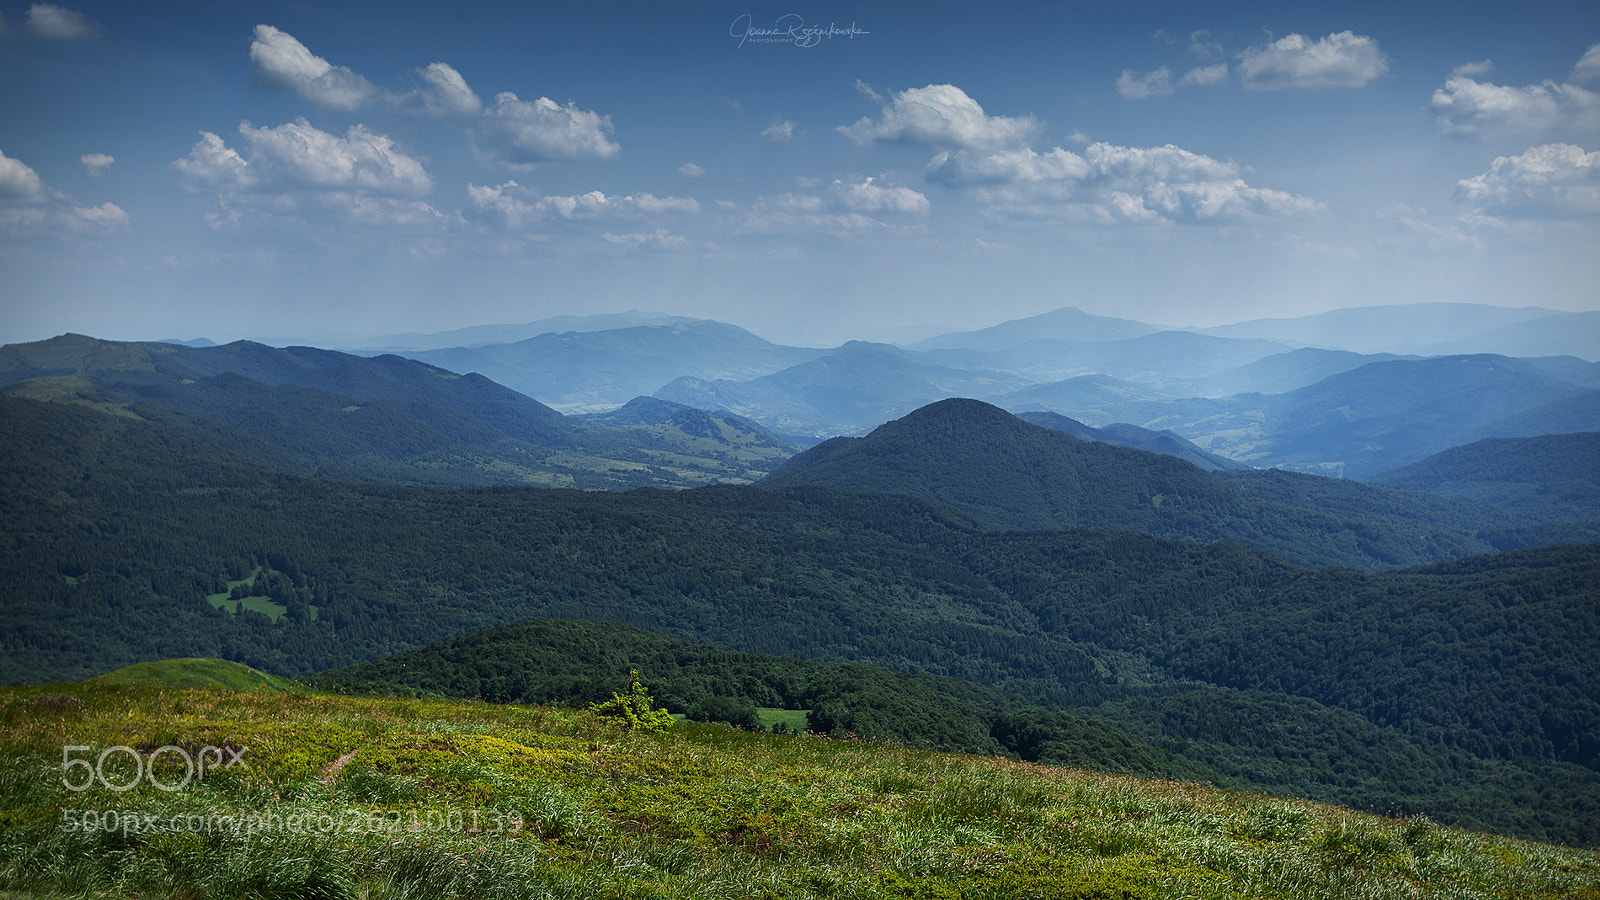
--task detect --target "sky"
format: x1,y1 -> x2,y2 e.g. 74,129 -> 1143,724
1,0 -> 1598,348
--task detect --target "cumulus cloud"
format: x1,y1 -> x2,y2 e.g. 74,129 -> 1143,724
249,25 -> 379,111
1575,43 -> 1600,83
761,120 -> 800,142
678,162 -> 705,177
80,153 -> 113,178
400,62 -> 481,116
927,142 -> 1319,223
1237,31 -> 1388,90
602,228 -> 686,249
838,83 -> 1040,150
1118,61 -> 1226,100
741,177 -> 929,233
828,177 -> 930,214
463,181 -> 698,231
1117,68 -> 1175,100
1455,143 -> 1600,217
0,150 -> 49,202
476,92 -> 620,167
0,148 -> 127,234
1432,59 -> 1600,135
174,120 -> 437,228
1182,64 -> 1229,87
24,3 -> 98,38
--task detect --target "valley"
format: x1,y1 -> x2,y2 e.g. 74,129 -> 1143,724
2,301 -> 1597,859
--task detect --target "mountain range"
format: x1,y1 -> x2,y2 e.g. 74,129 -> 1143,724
4,303 -> 1600,846
0,334 -> 796,489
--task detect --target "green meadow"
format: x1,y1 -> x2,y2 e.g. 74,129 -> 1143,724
1,662 -> 1596,900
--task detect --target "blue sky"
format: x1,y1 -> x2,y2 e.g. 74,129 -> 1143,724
2,0 -> 1597,347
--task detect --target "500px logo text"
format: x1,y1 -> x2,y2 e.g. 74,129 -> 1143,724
62,744 -> 248,792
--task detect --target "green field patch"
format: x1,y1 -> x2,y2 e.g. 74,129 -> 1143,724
204,565 -> 315,623
757,708 -> 811,732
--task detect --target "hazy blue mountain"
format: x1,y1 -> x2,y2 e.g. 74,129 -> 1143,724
0,334 -> 799,489
1524,357 -> 1600,389
656,341 -> 1030,437
960,331 -> 1291,386
350,309 -> 691,351
1184,347 -> 1414,397
1423,311 -> 1600,360
1189,303 -> 1571,355
404,319 -> 824,412
1250,355 -> 1591,478
1015,410 -> 1245,472
574,396 -> 798,483
1464,389 -> 1600,442
1368,433 -> 1600,524
910,306 -> 1161,351
1081,355 -> 1595,479
761,398 -> 1517,569
987,374 -> 1177,422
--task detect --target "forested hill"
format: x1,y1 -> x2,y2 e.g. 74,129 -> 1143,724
1368,432 -> 1600,522
4,394 -> 1598,842
0,334 -> 796,488
315,618 -> 1217,784
759,398 -> 1586,570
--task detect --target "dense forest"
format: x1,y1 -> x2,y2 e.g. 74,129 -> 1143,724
761,399 -> 1600,569
3,394 -> 1598,844
315,618 -> 1218,783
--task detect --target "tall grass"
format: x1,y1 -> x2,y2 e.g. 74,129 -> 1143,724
1,680 -> 1596,899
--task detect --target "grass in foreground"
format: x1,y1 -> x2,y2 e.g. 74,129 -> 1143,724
1,679 -> 1597,900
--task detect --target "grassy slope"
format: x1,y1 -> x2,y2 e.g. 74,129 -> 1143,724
2,679 -> 1597,900
91,658 -> 298,693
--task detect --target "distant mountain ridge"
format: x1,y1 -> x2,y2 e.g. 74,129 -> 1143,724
758,398 -> 1564,570
405,319 -> 824,413
0,334 -> 796,489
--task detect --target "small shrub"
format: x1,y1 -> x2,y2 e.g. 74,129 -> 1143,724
589,670 -> 673,732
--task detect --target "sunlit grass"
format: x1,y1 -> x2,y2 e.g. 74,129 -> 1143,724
1,679 -> 1596,899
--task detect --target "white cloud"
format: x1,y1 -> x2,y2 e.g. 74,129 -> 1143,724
174,119 -> 434,227
80,153 -> 113,178
1455,143 -> 1600,217
1574,42 -> 1600,84
1182,64 -> 1229,87
1118,62 -> 1227,100
249,25 -> 378,112
0,149 -> 49,202
679,162 -> 705,177
463,181 -> 698,231
400,62 -> 481,116
1237,31 -> 1388,90
1117,67 -> 1174,100
925,147 -> 1090,186
838,83 -> 1040,150
828,177 -> 930,214
602,229 -> 686,249
24,3 -> 98,38
1432,59 -> 1600,135
761,120 -> 800,142
741,177 -> 929,233
476,92 -> 620,167
927,142 -> 1319,224
0,147 -> 127,235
